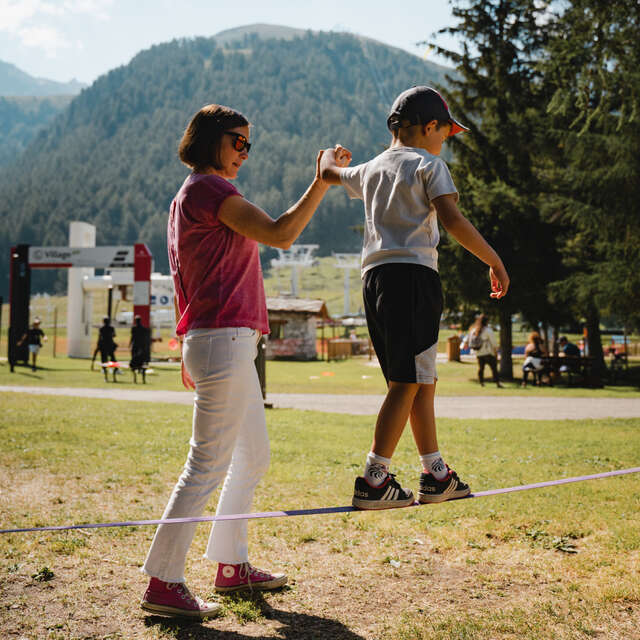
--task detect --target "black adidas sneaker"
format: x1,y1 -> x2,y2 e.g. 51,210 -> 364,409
418,468 -> 470,503
352,473 -> 415,510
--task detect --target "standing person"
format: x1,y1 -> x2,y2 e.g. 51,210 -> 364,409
140,103 -> 347,619
321,86 -> 509,510
96,316 -> 118,381
18,317 -> 46,371
97,316 -> 117,363
463,314 -> 503,388
129,315 -> 151,383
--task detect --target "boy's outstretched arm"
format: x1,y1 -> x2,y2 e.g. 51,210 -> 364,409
434,194 -> 510,299
320,145 -> 352,184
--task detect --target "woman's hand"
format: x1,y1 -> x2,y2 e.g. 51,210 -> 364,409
179,340 -> 195,390
315,149 -> 325,182
181,359 -> 195,390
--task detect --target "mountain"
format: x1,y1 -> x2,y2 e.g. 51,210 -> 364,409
0,60 -> 86,96
0,27 -> 453,295
213,23 -> 308,45
0,95 -> 73,166
0,61 -> 85,168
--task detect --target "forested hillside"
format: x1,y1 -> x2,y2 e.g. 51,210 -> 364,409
0,29 -> 450,295
0,95 -> 72,166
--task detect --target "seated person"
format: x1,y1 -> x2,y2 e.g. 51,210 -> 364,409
558,335 -> 581,373
559,336 -> 580,357
522,331 -> 547,386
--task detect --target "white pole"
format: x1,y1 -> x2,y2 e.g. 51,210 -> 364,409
343,268 -> 350,316
67,222 -> 95,358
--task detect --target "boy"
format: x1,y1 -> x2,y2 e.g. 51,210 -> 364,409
321,86 -> 509,509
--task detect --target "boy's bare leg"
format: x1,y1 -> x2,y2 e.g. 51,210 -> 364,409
408,383 -> 438,454
371,381 -> 420,458
353,380 -> 417,510
409,381 -> 471,502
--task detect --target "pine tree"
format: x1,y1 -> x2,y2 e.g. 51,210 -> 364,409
426,0 -> 561,379
542,0 -> 640,379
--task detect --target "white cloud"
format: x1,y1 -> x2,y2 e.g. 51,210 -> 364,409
0,0 -> 113,55
61,0 -> 114,21
0,0 -> 113,33
18,25 -> 72,57
0,0 -> 41,31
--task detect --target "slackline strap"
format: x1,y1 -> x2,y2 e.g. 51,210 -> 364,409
1,467 -> 638,534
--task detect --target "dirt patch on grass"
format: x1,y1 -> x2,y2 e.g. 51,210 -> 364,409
2,467 -> 639,640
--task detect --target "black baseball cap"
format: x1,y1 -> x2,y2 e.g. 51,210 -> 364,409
387,86 -> 468,136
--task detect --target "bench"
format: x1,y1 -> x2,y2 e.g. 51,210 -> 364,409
100,361 -> 121,382
542,355 -> 598,387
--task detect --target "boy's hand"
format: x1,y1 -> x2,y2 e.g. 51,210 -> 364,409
334,144 -> 352,167
489,263 -> 509,299
319,144 -> 352,184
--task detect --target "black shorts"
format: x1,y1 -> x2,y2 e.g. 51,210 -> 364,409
363,263 -> 443,384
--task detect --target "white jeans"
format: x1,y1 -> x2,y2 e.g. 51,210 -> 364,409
142,327 -> 269,583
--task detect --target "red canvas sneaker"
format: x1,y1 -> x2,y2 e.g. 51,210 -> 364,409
141,577 -> 221,619
214,562 -> 287,592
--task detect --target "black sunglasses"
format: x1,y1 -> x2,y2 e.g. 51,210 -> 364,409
224,131 -> 251,153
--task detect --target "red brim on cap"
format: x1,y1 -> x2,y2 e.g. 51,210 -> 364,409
449,119 -> 469,136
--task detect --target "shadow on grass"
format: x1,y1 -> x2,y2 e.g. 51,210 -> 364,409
144,590 -> 366,640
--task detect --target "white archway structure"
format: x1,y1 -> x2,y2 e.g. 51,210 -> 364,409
27,222 -> 154,358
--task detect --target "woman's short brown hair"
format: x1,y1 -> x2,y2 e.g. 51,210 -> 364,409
178,104 -> 249,171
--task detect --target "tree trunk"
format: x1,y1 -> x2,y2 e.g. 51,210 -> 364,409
585,305 -> 607,387
498,306 -> 513,380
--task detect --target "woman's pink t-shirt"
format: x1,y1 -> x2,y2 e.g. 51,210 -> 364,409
168,173 -> 269,335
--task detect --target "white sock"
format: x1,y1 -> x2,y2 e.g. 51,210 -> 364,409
364,451 -> 391,487
420,451 -> 448,481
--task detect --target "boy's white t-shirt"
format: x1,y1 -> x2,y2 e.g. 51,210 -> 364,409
340,146 -> 458,277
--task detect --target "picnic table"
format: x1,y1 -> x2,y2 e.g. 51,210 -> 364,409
542,355 -> 600,387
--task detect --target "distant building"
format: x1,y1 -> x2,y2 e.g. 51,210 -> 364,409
266,297 -> 331,360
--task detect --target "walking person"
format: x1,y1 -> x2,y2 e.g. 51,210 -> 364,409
463,314 -> 503,388
17,317 -> 47,371
95,316 -> 118,381
321,86 -> 509,510
129,315 -> 151,383
140,103 -> 348,619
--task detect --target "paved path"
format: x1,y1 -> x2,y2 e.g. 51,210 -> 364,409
2,385 -> 640,420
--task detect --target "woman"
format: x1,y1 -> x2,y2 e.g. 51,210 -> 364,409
522,331 -> 547,387
464,314 -> 503,388
140,104 -> 349,619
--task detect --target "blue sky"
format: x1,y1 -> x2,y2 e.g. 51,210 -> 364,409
0,0 -> 460,84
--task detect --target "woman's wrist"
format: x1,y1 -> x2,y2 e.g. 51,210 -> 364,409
312,176 -> 331,192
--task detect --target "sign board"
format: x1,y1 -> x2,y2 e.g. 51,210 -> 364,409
28,246 -> 134,269
151,277 -> 174,307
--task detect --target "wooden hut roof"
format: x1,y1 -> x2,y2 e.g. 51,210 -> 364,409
266,297 -> 331,321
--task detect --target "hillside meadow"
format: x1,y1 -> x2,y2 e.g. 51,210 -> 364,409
0,393 -> 639,639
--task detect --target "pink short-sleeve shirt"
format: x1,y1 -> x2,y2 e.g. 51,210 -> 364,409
168,173 -> 269,335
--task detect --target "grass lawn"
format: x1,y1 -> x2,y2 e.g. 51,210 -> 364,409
2,351 -> 639,398
0,393 -> 639,639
